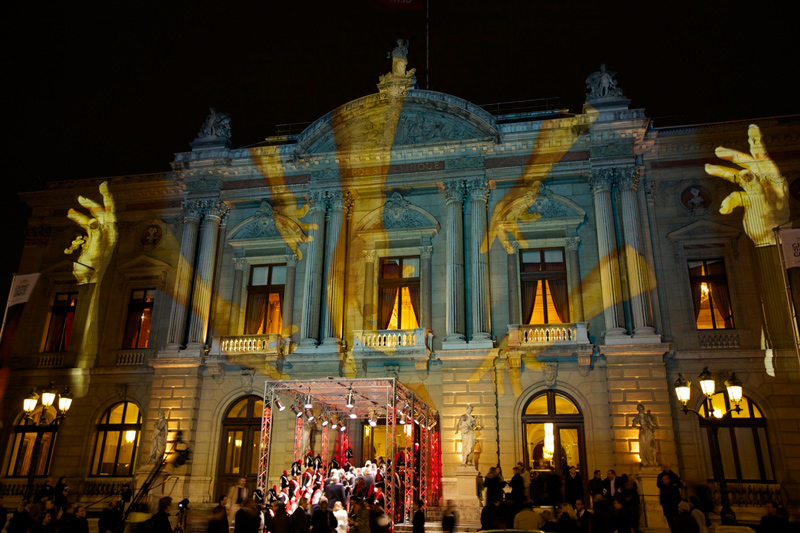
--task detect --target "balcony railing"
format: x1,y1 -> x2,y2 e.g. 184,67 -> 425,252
699,332 -> 740,349
37,353 -> 65,368
708,481 -> 782,508
116,349 -> 148,366
507,322 -> 590,347
219,334 -> 284,355
353,328 -> 431,352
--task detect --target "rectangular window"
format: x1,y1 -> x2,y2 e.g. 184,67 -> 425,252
244,265 -> 285,335
520,249 -> 569,324
688,259 -> 734,329
122,288 -> 155,349
44,292 -> 78,352
378,257 -> 420,330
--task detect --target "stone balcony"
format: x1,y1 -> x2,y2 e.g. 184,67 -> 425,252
116,349 -> 150,366
506,322 -> 592,362
216,334 -> 285,369
353,328 -> 430,352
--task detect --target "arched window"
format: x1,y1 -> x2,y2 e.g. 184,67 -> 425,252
90,402 -> 142,476
522,390 -> 585,476
6,406 -> 58,477
216,395 -> 263,499
699,393 -> 774,482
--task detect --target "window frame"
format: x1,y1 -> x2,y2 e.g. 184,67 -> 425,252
89,401 -> 142,477
43,291 -> 79,352
121,288 -> 156,349
687,258 -> 735,330
6,407 -> 59,478
519,248 -> 569,325
521,390 -> 585,476
377,255 -> 421,330
243,264 -> 286,335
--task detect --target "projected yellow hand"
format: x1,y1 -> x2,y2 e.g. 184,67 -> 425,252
66,181 -> 117,284
705,125 -> 789,247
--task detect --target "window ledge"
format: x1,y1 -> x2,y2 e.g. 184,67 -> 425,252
507,322 -> 590,347
697,330 -> 740,349
116,349 -> 151,366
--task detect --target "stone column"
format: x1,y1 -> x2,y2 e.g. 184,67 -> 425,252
188,200 -> 228,347
618,168 -> 656,337
589,168 -> 627,339
298,192 -> 327,348
282,253 -> 299,346
565,237 -> 584,322
420,244 -> 433,331
165,201 -> 203,348
321,191 -> 351,347
443,181 -> 466,344
229,257 -> 247,334
362,249 -> 377,330
467,178 -> 492,343
505,242 -> 521,325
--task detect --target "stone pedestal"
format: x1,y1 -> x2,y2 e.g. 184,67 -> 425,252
448,464 -> 482,525
638,467 -> 670,531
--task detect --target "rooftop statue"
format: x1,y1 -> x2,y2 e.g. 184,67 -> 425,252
389,38 -> 410,77
585,64 -> 623,100
198,107 -> 231,140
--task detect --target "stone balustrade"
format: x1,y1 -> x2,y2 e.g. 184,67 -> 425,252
709,481 -> 782,507
37,353 -> 65,368
220,334 -> 283,355
116,349 -> 148,366
699,332 -> 740,349
353,328 -> 430,351
507,322 -> 590,347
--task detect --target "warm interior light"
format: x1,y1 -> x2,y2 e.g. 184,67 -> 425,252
23,390 -> 39,415
125,430 -> 137,444
700,282 -> 710,301
58,388 -> 73,414
713,409 -> 723,419
725,373 -> 743,405
674,374 -> 691,405
41,385 -> 57,408
699,367 -> 716,397
543,423 -> 555,459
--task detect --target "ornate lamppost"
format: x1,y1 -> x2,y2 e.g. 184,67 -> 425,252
673,367 -> 743,525
22,382 -> 73,499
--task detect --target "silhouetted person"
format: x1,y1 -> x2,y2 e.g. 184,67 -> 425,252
564,467 -> 583,506
758,501 -> 790,533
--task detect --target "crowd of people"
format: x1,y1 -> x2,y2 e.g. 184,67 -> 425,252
2,477 -> 98,533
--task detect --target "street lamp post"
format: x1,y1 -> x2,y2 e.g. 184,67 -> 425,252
22,382 -> 72,499
673,367 -> 742,526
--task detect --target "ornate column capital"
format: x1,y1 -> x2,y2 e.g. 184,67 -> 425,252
307,191 -> 327,212
232,257 -> 247,271
419,245 -> 433,259
182,200 -> 204,223
616,166 -> 640,191
466,178 -> 490,203
442,180 -> 465,205
362,249 -> 378,262
565,236 -> 581,251
502,240 -> 520,255
285,254 -> 299,266
327,190 -> 354,213
199,200 -> 229,221
588,168 -> 616,193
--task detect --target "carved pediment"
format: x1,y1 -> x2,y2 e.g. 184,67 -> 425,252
356,193 -> 439,232
499,185 -> 585,222
667,220 -> 742,243
117,255 -> 172,273
229,201 -> 308,242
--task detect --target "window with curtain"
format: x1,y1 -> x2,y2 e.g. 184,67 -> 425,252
244,265 -> 286,335
91,402 -> 142,476
688,259 -> 734,329
699,393 -> 773,482
378,256 -> 420,330
122,288 -> 155,349
7,407 -> 58,477
520,249 -> 569,325
44,292 -> 78,352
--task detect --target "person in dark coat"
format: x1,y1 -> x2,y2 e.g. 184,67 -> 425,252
545,468 -> 562,506
270,503 -> 291,533
602,470 -> 619,502
323,475 -> 346,510
592,495 -> 617,533
310,500 -> 336,533
531,471 -> 546,505
0,496 -> 8,533
509,467 -> 526,512
574,499 -> 594,533
98,498 -> 123,533
658,474 -> 682,533
151,498 -> 173,533
564,467 -> 583,506
72,507 -> 90,533
479,498 -> 504,531
675,502 -> 699,533
411,501 -> 425,533
588,470 -> 604,507
441,500 -> 457,533
618,476 -> 641,533
758,501 -> 790,533
54,478 -> 70,512
234,499 -> 261,533
290,498 -> 310,533
35,478 -> 55,504
8,500 -> 33,533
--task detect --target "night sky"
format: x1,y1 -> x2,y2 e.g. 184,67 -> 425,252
1,0 -> 797,298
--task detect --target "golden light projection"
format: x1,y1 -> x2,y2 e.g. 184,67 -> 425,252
705,124 -> 789,248
65,181 -> 118,285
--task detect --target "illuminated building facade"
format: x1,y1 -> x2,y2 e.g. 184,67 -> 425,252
2,64 -> 799,525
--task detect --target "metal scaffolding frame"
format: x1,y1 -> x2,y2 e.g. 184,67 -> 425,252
258,377 -> 440,524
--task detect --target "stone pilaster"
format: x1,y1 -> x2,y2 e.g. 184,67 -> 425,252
362,249 -> 377,330
618,168 -> 657,339
504,241 -> 521,325
589,168 -> 627,341
165,201 -> 203,349
187,201 -> 228,348
442,180 -> 466,346
282,253 -> 299,346
321,191 -> 352,347
467,178 -> 492,346
565,237 -> 585,322
229,257 -> 247,334
420,244 -> 433,331
298,192 -> 327,348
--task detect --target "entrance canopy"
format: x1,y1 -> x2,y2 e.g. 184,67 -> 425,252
258,377 -> 441,521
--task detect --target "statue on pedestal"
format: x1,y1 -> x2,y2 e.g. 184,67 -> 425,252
197,107 -> 231,140
455,405 -> 481,466
389,38 -> 410,77
148,410 -> 168,464
632,403 -> 657,466
585,64 -> 623,100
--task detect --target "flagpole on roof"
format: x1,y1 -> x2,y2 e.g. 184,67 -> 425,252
0,273 -> 16,346
426,0 -> 429,89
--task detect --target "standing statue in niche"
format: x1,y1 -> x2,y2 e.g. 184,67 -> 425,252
455,404 -> 481,466
148,410 -> 168,464
302,416 -> 317,455
632,403 -> 657,467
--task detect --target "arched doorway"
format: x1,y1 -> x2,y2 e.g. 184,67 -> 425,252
521,390 -> 586,477
216,395 -> 263,499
